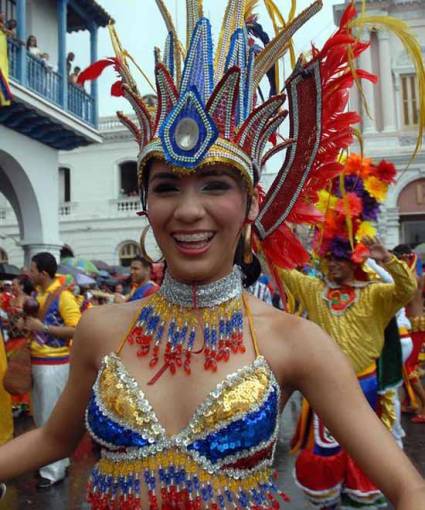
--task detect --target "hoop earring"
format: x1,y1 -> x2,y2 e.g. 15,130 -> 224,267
140,225 -> 164,264
243,223 -> 253,264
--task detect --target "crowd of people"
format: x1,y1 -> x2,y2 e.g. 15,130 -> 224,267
0,12 -> 82,87
0,252 -> 163,489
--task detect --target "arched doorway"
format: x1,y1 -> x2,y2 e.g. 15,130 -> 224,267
0,150 -> 44,263
118,241 -> 140,267
397,178 -> 425,246
0,248 -> 8,263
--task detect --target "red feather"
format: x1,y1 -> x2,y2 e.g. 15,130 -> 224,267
111,80 -> 124,97
77,58 -> 117,87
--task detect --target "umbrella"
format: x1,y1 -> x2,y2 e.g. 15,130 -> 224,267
413,242 -> 425,254
62,257 -> 100,275
91,260 -> 113,271
110,265 -> 130,275
98,270 -> 111,278
57,264 -> 96,286
0,263 -> 20,279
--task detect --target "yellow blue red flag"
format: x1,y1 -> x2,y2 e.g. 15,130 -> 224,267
0,29 -> 12,106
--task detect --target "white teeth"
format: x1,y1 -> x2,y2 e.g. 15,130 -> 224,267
173,232 -> 213,242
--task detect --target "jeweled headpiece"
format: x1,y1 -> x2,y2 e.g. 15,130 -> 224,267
79,0 -> 424,272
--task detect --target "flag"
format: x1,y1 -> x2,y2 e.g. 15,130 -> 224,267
0,29 -> 12,106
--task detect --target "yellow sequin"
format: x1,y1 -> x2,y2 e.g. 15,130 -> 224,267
190,366 -> 271,436
278,257 -> 416,373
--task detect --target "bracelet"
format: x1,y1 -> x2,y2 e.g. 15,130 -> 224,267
0,483 -> 6,500
42,323 -> 49,334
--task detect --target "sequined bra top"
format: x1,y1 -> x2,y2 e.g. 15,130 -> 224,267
85,299 -> 283,509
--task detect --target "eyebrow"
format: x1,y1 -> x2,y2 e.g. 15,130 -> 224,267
149,172 -> 180,183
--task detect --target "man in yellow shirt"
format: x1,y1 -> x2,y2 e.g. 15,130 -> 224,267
283,238 -> 416,509
24,252 -> 81,489
0,329 -> 12,446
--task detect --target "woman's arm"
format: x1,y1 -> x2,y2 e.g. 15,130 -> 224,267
287,320 -> 425,509
0,308 -> 100,481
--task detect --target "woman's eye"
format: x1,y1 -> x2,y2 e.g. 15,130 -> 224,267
151,183 -> 179,193
202,181 -> 232,191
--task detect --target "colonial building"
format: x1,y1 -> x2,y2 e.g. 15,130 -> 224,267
1,0 -> 424,268
0,0 -> 110,266
334,0 -> 425,248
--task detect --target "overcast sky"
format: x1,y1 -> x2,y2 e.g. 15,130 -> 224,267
68,0 -> 343,116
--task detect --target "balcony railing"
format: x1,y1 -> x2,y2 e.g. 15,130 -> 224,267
115,197 -> 141,214
68,83 -> 95,125
7,38 -> 96,126
27,52 -> 61,105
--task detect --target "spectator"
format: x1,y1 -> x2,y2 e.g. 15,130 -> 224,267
69,66 -> 81,85
66,51 -> 75,75
23,252 -> 81,489
26,35 -> 42,57
127,256 -> 159,301
5,19 -> 16,34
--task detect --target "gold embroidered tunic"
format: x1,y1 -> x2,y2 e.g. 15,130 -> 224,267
278,257 -> 417,373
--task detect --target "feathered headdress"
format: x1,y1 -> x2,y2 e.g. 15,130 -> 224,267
314,153 -> 397,263
77,0 -> 422,274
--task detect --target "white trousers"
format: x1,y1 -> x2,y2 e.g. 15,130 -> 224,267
32,363 -> 70,482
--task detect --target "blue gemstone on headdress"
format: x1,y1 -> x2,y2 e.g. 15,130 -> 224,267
159,88 -> 218,169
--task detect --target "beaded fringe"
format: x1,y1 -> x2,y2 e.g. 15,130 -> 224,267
87,456 -> 289,509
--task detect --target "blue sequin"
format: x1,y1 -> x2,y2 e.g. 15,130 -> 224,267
86,395 -> 150,448
187,388 -> 278,463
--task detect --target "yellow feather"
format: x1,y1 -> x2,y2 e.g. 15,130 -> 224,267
215,0 -> 247,80
186,0 -> 203,50
254,1 -> 322,90
349,14 -> 425,162
244,0 -> 259,19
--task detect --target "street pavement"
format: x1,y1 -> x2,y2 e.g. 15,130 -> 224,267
0,393 -> 424,509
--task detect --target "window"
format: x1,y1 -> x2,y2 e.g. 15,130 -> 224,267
0,248 -> 8,263
401,74 -> 419,128
119,242 -> 140,267
0,0 -> 16,22
400,216 -> 425,246
119,161 -> 138,197
59,167 -> 71,203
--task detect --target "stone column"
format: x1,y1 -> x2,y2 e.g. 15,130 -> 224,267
383,207 -> 401,248
377,29 -> 396,132
358,28 -> 377,134
22,243 -> 62,267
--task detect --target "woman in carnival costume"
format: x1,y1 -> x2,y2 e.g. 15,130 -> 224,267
1,1 -> 425,508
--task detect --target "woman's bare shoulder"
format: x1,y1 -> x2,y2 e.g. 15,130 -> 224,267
72,300 -> 144,365
246,294 -> 333,386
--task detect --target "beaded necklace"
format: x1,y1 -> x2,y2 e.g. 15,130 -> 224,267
128,266 -> 245,381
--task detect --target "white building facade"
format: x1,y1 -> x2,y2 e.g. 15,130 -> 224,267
1,0 -> 424,268
334,0 -> 425,248
0,0 -> 110,267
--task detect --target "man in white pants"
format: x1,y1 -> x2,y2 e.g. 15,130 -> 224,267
24,252 -> 81,490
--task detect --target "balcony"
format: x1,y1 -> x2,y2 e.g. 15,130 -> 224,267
0,0 -> 112,150
8,38 -> 95,126
116,197 -> 141,214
